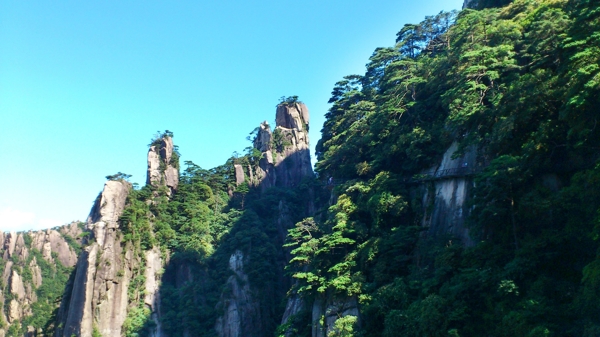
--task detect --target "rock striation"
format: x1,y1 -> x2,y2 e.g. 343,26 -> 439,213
311,297 -> 360,337
56,180 -> 164,337
147,136 -> 179,195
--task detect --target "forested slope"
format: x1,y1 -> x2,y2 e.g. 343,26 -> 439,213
283,0 -> 600,335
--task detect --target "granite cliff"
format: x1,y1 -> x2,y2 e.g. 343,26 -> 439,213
53,136 -> 178,337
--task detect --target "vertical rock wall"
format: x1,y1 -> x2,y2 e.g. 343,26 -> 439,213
218,102 -> 315,337
56,180 -> 132,337
55,135 -> 176,337
420,142 -> 478,246
214,251 -> 261,337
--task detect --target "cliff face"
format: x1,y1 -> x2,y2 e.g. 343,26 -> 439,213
1,109 -> 482,337
420,142 -> 478,246
214,251 -> 260,337
0,222 -> 82,337
55,180 -> 133,337
217,102 -> 314,337
236,102 -> 312,190
55,152 -> 169,337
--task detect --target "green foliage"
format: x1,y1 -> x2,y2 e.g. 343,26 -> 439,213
123,305 -> 153,337
106,172 -> 132,181
113,132 -> 318,336
292,0 -> 600,335
63,230 -> 83,255
6,321 -> 22,337
92,325 -> 102,337
328,315 -> 357,337
29,3 -> 594,335
20,247 -> 76,335
278,95 -> 301,106
272,128 -> 292,153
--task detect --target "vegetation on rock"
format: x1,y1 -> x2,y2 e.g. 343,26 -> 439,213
286,0 -> 600,335
4,0 -> 600,336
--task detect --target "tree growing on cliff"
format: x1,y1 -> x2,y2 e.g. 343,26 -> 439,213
105,172 -> 132,181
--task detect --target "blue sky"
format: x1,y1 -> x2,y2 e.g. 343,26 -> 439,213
0,0 -> 463,232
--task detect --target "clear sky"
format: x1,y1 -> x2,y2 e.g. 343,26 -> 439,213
0,0 -> 463,232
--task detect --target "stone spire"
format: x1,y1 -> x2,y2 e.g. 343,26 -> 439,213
146,135 -> 179,195
244,101 -> 313,189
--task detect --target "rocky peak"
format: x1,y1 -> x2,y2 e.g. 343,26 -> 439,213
57,178 -> 135,337
87,180 -> 131,246
253,121 -> 272,152
276,102 -> 309,131
241,101 -> 313,190
147,135 -> 179,195
3,232 -> 18,259
30,227 -> 79,267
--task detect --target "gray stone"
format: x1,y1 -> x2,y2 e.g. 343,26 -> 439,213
311,297 -> 360,337
8,299 -> 20,323
2,261 -> 12,289
59,179 -> 133,337
215,251 -> 261,337
5,232 -> 17,259
234,164 -> 245,185
29,257 -> 43,288
10,270 -> 25,300
280,295 -> 304,337
252,103 -> 313,191
253,121 -> 272,152
145,247 -> 164,336
87,180 -> 131,247
420,141 -> 477,246
147,136 -> 179,195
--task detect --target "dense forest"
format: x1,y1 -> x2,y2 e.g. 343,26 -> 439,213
284,0 -> 600,335
2,0 -> 600,336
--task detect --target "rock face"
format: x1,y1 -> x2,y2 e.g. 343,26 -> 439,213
463,0 -> 477,8
420,142 -> 478,246
0,223 -> 83,336
147,136 -> 179,195
30,223 -> 80,267
56,180 -> 133,337
215,251 -> 260,337
215,103 -> 315,337
311,298 -> 360,337
240,102 -> 313,190
144,247 -> 164,336
55,179 -> 167,337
